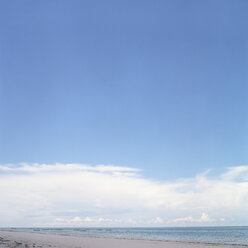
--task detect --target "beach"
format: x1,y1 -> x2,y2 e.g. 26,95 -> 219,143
0,230 -> 247,248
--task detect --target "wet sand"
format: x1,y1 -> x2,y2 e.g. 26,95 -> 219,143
0,230 -> 247,248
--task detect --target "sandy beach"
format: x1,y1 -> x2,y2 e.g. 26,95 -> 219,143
0,230 -> 247,248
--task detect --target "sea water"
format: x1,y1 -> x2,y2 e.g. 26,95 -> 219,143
3,226 -> 248,245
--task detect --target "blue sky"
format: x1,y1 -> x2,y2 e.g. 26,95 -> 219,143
0,0 -> 248,227
0,0 -> 248,181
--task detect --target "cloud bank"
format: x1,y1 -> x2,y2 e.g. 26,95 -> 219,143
0,163 -> 248,227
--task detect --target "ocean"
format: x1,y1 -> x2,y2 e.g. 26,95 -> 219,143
2,226 -> 248,245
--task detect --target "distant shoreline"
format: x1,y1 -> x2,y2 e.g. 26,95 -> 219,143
0,230 -> 247,248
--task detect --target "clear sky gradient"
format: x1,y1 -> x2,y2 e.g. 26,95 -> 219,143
0,0 -> 248,180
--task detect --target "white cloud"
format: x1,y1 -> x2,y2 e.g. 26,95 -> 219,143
0,163 -> 140,174
221,165 -> 248,181
55,218 -> 64,222
72,217 -> 82,222
0,163 -> 248,226
200,212 -> 212,222
152,217 -> 164,224
84,217 -> 92,222
169,212 -> 213,224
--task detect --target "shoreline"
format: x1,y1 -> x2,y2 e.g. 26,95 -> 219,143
1,230 -> 248,248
